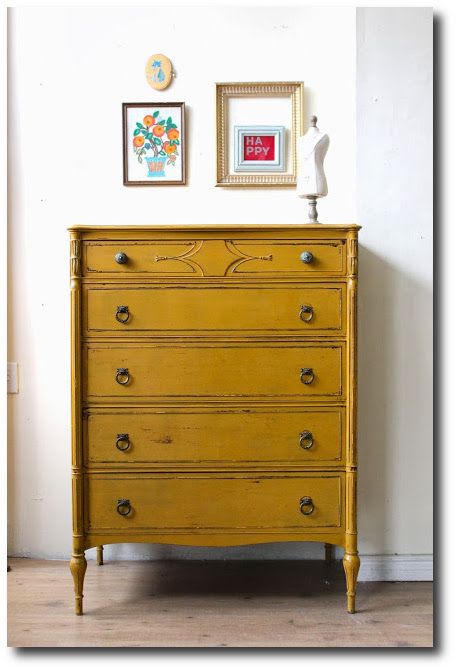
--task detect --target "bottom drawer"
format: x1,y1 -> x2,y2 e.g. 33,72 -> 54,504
86,473 -> 343,533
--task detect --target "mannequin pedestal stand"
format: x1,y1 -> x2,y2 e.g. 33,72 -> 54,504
307,197 -> 320,223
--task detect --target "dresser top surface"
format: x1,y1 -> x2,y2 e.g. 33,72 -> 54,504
68,223 -> 360,233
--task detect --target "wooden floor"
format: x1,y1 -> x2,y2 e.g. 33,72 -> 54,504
7,557 -> 433,648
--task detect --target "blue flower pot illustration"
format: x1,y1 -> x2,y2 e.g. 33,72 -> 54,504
146,156 -> 166,178
152,60 -> 165,84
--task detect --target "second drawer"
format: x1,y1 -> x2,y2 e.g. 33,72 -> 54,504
84,284 -> 345,336
85,407 -> 345,467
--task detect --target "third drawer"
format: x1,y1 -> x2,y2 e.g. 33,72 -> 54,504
85,343 -> 345,401
85,407 -> 345,467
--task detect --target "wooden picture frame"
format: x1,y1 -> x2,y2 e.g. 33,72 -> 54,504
122,102 -> 186,186
215,82 -> 304,187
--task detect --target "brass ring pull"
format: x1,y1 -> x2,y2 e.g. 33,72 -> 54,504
300,368 -> 315,385
299,496 -> 315,515
116,433 -> 131,452
116,498 -> 132,516
299,305 -> 314,322
300,251 -> 313,264
115,368 -> 130,385
299,431 -> 314,450
115,306 -> 130,324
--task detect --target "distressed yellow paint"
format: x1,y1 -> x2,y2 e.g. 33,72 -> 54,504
84,284 -> 346,337
83,237 -> 346,277
69,223 -> 360,614
86,473 -> 344,532
85,407 -> 345,468
85,343 -> 345,401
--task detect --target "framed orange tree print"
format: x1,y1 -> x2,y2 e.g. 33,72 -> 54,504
122,102 -> 186,185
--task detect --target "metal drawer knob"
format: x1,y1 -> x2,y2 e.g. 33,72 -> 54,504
116,433 -> 131,452
300,251 -> 313,264
299,305 -> 314,322
116,498 -> 132,516
300,367 -> 315,385
299,431 -> 314,450
115,305 -> 130,323
299,496 -> 315,515
115,368 -> 130,385
115,251 -> 128,265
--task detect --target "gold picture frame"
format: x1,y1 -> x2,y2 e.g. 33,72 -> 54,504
215,82 -> 304,187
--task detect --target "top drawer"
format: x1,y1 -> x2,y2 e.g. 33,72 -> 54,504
82,239 -> 346,277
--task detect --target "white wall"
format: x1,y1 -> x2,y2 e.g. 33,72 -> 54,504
7,6 -> 432,571
356,7 -> 433,557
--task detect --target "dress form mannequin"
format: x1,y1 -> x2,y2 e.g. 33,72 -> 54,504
297,116 -> 329,223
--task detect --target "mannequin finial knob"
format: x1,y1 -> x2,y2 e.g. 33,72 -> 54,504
310,115 -> 318,127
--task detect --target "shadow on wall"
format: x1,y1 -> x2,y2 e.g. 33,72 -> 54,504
358,244 -> 390,557
357,243 -> 432,558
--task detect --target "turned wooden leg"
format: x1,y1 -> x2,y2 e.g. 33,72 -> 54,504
70,551 -> 87,615
343,552 -> 360,613
96,545 -> 104,566
324,543 -> 333,565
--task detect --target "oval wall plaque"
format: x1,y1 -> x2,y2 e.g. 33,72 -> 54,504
145,54 -> 173,91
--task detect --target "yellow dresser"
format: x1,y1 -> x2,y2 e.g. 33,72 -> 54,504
69,224 -> 360,614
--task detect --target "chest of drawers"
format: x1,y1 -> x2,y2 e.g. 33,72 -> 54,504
69,224 -> 360,615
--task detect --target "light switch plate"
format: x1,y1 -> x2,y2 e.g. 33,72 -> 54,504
7,362 -> 18,393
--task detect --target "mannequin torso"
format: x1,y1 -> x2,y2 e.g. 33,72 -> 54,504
297,117 -> 329,198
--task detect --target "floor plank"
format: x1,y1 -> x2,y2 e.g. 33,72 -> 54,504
7,558 -> 433,648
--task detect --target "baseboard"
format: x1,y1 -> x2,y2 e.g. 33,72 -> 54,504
357,554 -> 433,582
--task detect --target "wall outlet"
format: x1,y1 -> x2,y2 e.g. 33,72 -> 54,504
7,362 -> 19,394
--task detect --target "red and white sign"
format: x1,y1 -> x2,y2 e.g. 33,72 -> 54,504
243,135 -> 276,161
234,126 -> 284,173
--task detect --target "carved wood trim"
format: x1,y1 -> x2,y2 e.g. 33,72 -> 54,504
225,240 -> 273,274
70,231 -> 84,558
154,240 -> 204,275
347,237 -> 358,276
70,238 -> 81,278
219,83 -> 300,96
347,277 -> 358,467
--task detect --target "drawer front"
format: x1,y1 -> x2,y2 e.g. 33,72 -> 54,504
84,241 -> 201,275
86,473 -> 343,532
84,285 -> 345,336
85,343 -> 344,401
82,239 -> 345,277
227,240 -> 345,276
85,408 -> 344,466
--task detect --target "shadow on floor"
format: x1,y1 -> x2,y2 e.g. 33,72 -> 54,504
117,559 -> 347,599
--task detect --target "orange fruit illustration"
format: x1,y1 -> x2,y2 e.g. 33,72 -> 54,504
167,128 -> 179,140
143,115 -> 155,127
133,135 -> 145,147
163,141 -> 177,154
152,125 -> 165,137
